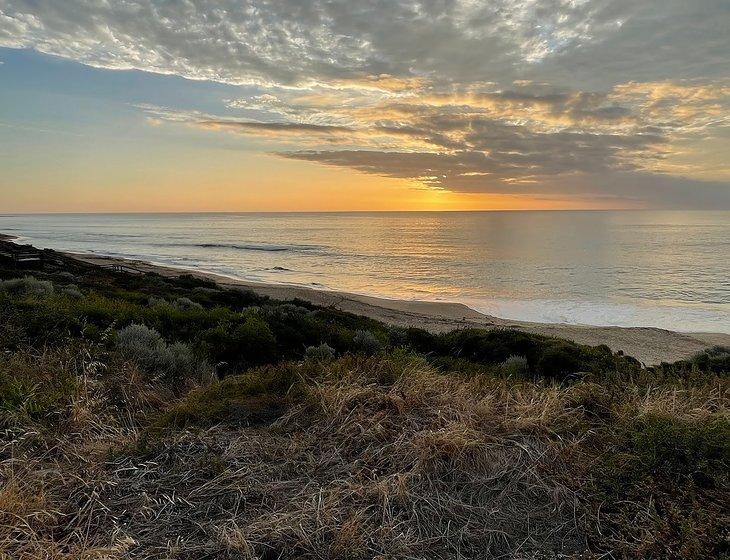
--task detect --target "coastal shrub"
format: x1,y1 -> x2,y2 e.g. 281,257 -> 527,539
500,355 -> 529,377
321,324 -> 355,352
61,284 -> 83,299
165,342 -> 207,379
264,303 -> 311,320
241,305 -> 261,317
0,294 -> 85,346
439,329 -> 622,381
200,316 -> 277,368
173,297 -> 203,311
235,317 -> 278,363
175,273 -> 218,291
690,345 -> 730,375
56,271 -> 77,282
264,312 -> 321,357
148,295 -> 168,307
145,301 -> 233,342
116,323 -> 207,382
387,326 -> 409,347
352,329 -> 383,355
535,342 -> 588,380
192,286 -> 219,295
443,329 -> 545,364
622,415 -> 729,483
0,276 -> 54,297
117,324 -> 166,360
305,343 -> 336,362
403,327 -> 439,353
77,293 -> 146,328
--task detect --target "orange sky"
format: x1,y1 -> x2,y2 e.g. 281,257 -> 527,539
1,2 -> 727,213
2,150 -> 631,213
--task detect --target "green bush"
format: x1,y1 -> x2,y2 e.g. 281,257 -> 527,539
305,343 -> 336,362
173,296 -> 203,311
0,276 -> 54,297
618,414 -> 729,485
440,329 -> 621,381
590,414 -> 730,557
500,355 -> 528,377
0,348 -> 79,424
353,329 -> 383,355
690,346 -> 730,375
117,323 -> 208,383
536,342 -> 587,379
200,316 -> 277,368
61,284 -> 83,299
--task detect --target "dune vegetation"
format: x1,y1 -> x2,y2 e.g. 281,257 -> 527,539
0,245 -> 728,559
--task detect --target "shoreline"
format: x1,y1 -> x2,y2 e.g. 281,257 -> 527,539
65,250 -> 730,365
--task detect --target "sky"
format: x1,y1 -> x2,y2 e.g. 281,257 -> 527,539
0,0 -> 728,212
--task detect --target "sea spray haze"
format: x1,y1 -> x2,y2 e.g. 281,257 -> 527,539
2,210 -> 728,332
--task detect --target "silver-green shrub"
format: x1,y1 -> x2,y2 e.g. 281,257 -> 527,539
0,276 -> 54,297
61,284 -> 83,299
116,323 -> 208,381
353,330 -> 383,355
500,355 -> 529,377
305,343 -> 336,362
173,297 -> 203,311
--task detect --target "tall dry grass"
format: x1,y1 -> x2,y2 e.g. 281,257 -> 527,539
0,352 -> 727,559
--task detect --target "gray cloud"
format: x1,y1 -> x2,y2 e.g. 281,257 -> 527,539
281,123 -> 661,187
1,0 -> 727,206
284,147 -> 730,207
1,0 -> 727,89
533,0 -> 730,89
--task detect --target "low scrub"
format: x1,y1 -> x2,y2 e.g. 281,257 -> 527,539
352,329 -> 383,355
584,413 -> 730,557
0,275 -> 54,297
305,342 -> 336,361
0,248 -> 728,559
116,323 -> 209,384
690,345 -> 730,375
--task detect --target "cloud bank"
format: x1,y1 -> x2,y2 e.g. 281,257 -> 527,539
1,0 -> 728,207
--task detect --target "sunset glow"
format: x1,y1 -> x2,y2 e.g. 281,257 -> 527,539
1,1 -> 728,211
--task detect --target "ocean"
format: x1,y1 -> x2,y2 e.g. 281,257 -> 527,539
2,211 -> 728,333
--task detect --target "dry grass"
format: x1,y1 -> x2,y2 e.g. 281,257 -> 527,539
0,353 -> 727,559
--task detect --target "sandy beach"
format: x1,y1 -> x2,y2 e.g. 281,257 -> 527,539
66,251 -> 729,365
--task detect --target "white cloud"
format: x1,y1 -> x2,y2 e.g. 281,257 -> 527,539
1,0 -> 727,89
1,0 -> 727,206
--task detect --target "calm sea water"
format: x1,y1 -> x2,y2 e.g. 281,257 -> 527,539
2,211 -> 728,332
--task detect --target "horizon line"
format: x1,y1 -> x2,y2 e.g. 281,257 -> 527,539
2,208 -> 719,216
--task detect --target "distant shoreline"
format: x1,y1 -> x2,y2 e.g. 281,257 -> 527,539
2,232 -> 727,363
62,248 -> 730,365
3,210 -> 728,333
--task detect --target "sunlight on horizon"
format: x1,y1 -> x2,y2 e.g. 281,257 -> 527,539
0,2 -> 727,211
